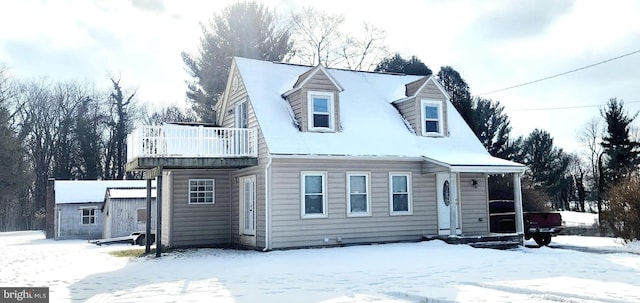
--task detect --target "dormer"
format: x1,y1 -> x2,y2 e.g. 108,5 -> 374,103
394,75 -> 450,137
282,65 -> 344,133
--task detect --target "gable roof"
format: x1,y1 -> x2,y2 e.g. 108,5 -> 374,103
54,180 -> 153,204
282,64 -> 344,97
233,57 -> 523,171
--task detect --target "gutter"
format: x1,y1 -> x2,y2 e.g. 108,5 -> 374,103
262,154 -> 272,252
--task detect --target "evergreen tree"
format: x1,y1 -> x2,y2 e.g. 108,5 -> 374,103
471,97 -> 513,159
374,53 -> 432,76
437,66 -> 473,128
600,98 -> 639,185
182,1 -> 292,123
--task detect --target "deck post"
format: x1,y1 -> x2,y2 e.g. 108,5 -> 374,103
145,179 -> 152,253
156,168 -> 163,258
513,173 -> 525,239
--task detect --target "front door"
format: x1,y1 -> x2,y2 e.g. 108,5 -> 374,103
436,173 -> 461,235
240,175 -> 256,243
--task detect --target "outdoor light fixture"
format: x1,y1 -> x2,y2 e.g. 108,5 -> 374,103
471,179 -> 478,188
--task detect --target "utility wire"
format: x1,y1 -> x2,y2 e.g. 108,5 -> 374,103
478,49 -> 640,96
511,100 -> 640,112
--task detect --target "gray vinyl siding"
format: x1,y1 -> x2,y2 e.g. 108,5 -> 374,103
405,77 -> 427,97
269,158 -> 438,249
221,67 -> 248,128
55,203 -> 103,240
459,173 -> 489,235
164,170 -> 232,247
394,98 -> 417,132
102,197 -> 157,238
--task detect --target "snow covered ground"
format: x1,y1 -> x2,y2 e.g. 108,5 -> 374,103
1,230 -> 639,303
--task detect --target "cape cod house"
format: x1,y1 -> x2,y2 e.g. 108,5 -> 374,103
125,57 -> 526,250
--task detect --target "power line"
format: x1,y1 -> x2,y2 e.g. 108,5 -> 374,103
478,49 -> 640,96
510,100 -> 640,112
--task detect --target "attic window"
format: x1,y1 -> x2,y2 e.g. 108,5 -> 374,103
307,91 -> 334,132
421,99 -> 444,136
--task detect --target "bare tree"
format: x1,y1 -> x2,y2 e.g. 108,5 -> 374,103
290,6 -> 388,70
143,105 -> 196,125
103,77 -> 139,180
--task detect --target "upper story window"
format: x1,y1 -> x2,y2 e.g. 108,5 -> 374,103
307,91 -> 334,132
234,99 -> 248,128
421,99 -> 444,136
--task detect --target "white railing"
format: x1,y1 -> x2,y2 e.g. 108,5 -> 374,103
127,125 -> 257,160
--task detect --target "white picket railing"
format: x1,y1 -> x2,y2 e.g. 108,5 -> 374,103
127,125 -> 257,160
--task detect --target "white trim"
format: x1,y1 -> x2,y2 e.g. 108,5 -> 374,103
346,172 -> 371,217
217,59 -> 238,124
421,99 -> 444,137
282,65 -> 344,97
79,207 -> 97,225
239,175 -> 257,237
307,91 -> 335,132
188,179 -> 215,204
392,76 -> 451,103
301,171 -> 328,218
234,98 -> 248,128
263,154 -> 272,251
389,172 -> 413,216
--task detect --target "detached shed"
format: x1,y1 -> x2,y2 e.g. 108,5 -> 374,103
102,187 -> 157,239
52,180 -> 151,240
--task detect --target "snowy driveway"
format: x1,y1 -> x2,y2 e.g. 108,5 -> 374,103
1,231 -> 639,302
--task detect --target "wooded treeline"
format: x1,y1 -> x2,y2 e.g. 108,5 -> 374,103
0,68 -> 195,231
1,1 -> 638,241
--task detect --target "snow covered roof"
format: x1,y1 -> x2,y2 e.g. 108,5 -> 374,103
106,188 -> 157,199
54,180 -> 154,204
234,57 -> 524,171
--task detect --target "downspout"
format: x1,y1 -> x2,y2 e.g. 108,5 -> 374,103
262,154 -> 272,252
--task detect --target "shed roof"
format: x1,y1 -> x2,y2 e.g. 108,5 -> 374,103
106,188 -> 157,199
54,180 -> 154,204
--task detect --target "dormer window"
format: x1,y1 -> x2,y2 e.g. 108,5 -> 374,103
308,91 -> 334,132
421,99 -> 443,136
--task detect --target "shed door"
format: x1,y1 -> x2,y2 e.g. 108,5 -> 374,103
437,173 -> 461,235
240,175 -> 256,238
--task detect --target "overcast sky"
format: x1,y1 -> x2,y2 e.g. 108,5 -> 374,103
1,0 -> 639,154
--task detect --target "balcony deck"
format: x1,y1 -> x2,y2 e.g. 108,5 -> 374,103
126,125 -> 258,171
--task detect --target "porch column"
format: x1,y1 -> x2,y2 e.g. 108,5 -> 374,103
513,173 -> 525,235
449,173 -> 458,236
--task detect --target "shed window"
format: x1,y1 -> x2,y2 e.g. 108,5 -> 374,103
81,208 -> 96,225
389,172 -> 412,215
137,208 -> 147,224
307,91 -> 334,132
301,171 -> 327,218
189,179 -> 215,204
421,99 -> 443,136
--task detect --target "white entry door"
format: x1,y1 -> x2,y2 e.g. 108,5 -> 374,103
436,173 -> 461,235
240,175 -> 256,240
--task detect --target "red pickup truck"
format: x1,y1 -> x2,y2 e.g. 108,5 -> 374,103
489,200 -> 563,246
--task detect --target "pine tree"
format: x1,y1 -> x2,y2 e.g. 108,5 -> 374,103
374,53 -> 432,76
182,1 -> 292,123
600,98 -> 640,185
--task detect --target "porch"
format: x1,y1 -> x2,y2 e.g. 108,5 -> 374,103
125,125 -> 258,171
